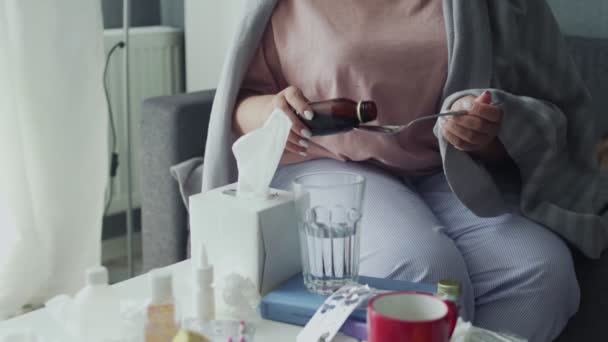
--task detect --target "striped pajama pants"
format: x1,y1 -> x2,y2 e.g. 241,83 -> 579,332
271,159 -> 579,342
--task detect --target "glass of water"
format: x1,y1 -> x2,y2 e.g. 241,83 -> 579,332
293,172 -> 366,295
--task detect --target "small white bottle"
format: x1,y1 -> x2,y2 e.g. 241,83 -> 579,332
192,243 -> 215,321
72,266 -> 122,341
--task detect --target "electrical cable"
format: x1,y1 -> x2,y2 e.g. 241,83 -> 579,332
103,41 -> 125,216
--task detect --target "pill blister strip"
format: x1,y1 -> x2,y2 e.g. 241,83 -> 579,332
297,284 -> 373,342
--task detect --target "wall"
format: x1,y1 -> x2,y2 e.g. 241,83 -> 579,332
182,1 -> 608,91
161,0 -> 184,29
103,0 -> 607,37
102,0 -> 184,29
547,0 -> 608,39
185,0 -> 244,91
102,0 -> 161,28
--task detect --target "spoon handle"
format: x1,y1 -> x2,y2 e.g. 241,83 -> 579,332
408,100 -> 504,127
405,110 -> 467,128
356,102 -> 504,135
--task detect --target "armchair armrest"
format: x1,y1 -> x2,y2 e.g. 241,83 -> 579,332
140,90 -> 215,271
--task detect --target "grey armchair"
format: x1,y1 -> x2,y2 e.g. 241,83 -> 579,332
140,37 -> 608,340
140,90 -> 215,270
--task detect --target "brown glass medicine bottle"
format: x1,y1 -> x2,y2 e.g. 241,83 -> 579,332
302,98 -> 378,136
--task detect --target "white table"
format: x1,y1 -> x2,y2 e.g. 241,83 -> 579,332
0,261 -> 356,341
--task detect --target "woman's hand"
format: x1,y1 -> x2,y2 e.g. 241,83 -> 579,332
271,86 -> 315,156
234,86 -> 314,156
442,91 -> 502,152
442,91 -> 509,164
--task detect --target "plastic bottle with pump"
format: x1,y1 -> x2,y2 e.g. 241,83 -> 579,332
71,266 -> 123,341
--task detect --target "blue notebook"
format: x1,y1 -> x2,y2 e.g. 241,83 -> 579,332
260,274 -> 436,326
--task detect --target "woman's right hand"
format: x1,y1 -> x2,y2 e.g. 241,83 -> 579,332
270,86 -> 315,156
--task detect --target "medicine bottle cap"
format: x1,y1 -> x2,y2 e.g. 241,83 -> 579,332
437,279 -> 461,300
150,270 -> 174,304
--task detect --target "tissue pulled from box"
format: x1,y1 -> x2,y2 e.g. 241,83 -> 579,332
232,109 -> 292,199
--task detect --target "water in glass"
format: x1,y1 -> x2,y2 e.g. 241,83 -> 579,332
293,173 -> 365,295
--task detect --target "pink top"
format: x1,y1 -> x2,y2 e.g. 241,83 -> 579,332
241,0 -> 448,175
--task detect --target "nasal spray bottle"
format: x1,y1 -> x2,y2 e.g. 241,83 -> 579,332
193,243 -> 215,322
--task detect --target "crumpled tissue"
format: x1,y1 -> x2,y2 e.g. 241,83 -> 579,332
451,318 -> 527,342
221,273 -> 262,323
180,273 -> 261,341
232,108 -> 292,199
44,295 -> 147,342
0,331 -> 53,342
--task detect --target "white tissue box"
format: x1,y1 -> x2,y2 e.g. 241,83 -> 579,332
189,183 -> 302,295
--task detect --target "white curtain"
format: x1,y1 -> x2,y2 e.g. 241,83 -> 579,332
0,0 -> 108,318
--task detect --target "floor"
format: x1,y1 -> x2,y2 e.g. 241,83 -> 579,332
102,232 -> 143,284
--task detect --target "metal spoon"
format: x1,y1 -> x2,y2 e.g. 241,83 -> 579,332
355,110 -> 468,135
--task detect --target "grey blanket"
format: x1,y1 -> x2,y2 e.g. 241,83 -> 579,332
186,0 -> 608,258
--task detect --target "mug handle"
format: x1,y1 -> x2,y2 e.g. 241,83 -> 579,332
443,300 -> 458,338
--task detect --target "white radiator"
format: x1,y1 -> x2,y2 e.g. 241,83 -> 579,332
103,26 -> 185,215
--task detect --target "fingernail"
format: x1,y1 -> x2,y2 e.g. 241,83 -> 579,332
299,151 -> 308,157
477,91 -> 492,104
462,99 -> 473,110
304,110 -> 314,120
301,129 -> 312,139
298,139 -> 309,148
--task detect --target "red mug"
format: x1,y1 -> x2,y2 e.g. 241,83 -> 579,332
368,291 -> 458,342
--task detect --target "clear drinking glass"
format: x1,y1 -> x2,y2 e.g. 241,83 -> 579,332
293,172 -> 366,295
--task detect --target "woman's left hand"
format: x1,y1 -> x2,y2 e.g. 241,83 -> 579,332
442,91 -> 503,152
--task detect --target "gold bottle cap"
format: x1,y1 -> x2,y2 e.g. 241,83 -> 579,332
172,330 -> 211,342
437,279 -> 461,299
